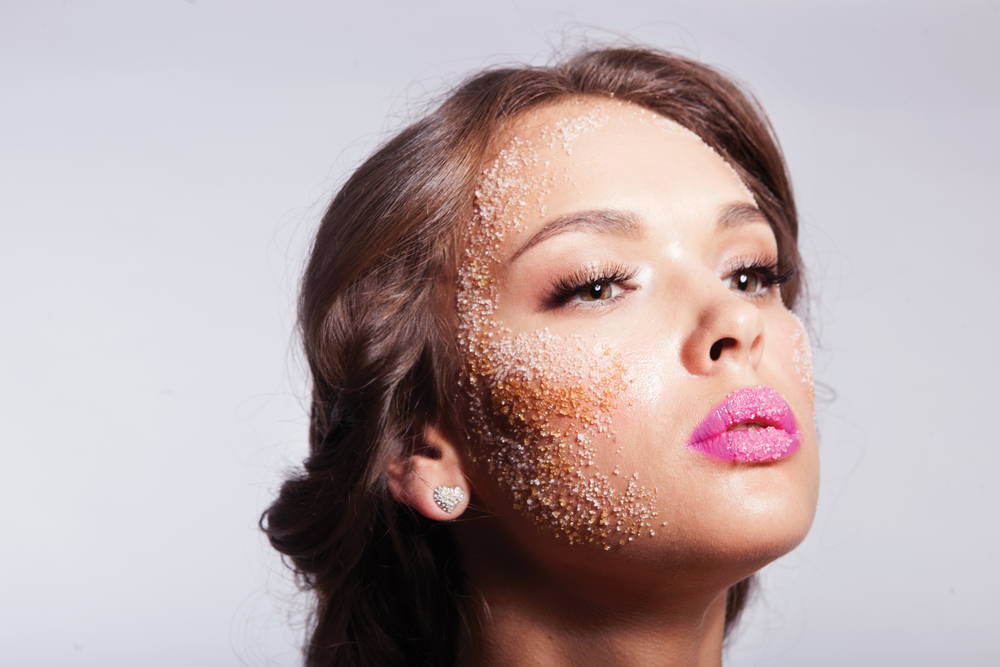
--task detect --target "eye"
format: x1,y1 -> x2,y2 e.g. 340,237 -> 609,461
724,256 -> 796,300
577,280 -> 620,302
728,269 -> 766,295
546,262 -> 638,310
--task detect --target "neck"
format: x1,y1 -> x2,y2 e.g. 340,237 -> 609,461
453,519 -> 732,667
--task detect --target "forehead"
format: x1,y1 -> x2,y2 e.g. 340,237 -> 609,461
474,96 -> 756,240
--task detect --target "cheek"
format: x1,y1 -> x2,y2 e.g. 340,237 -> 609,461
461,328 -> 661,550
788,312 -> 815,406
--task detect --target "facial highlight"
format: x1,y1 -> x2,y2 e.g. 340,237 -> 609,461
453,97 -> 818,556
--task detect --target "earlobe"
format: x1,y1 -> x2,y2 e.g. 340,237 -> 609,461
385,422 -> 470,520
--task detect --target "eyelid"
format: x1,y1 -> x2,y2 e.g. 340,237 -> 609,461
720,251 -> 779,277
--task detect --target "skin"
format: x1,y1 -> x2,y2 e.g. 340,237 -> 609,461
388,96 -> 820,666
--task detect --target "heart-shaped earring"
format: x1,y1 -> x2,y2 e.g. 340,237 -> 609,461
432,485 -> 465,514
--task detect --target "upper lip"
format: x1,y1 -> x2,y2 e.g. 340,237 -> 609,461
688,385 -> 798,443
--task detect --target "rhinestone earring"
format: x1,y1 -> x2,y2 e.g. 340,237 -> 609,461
432,485 -> 465,514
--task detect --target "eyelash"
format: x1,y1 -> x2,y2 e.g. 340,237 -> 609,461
545,255 -> 797,310
723,253 -> 797,301
546,262 -> 638,310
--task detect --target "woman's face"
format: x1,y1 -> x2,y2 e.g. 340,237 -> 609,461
453,96 -> 819,576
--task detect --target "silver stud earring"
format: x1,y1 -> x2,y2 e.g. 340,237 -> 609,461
432,485 -> 465,514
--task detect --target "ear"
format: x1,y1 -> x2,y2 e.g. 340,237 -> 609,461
386,421 -> 471,520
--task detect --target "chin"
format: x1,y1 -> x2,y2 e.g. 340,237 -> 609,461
620,442 -> 820,581
699,447 -> 820,569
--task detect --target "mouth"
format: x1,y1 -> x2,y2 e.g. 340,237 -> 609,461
687,386 -> 800,463
726,419 -> 775,431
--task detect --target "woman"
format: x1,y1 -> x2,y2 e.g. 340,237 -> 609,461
260,45 -> 819,666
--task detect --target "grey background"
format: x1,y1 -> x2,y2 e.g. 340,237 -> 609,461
2,1 -> 997,664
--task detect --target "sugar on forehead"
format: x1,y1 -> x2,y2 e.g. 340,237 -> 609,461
461,96 -> 762,323
484,96 -> 760,209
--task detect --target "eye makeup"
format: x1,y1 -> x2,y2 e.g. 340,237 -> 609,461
544,261 -> 640,311
722,254 -> 797,301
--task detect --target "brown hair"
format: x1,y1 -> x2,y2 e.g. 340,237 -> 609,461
259,45 -> 803,666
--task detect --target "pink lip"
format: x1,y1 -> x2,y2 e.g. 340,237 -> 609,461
687,386 -> 800,463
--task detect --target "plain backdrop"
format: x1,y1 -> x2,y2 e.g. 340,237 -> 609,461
2,1 -> 997,665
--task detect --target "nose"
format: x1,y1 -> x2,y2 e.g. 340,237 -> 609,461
680,287 -> 765,376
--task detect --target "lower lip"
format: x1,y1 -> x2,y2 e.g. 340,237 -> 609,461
687,387 -> 800,463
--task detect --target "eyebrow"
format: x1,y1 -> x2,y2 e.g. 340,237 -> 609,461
508,209 -> 642,265
716,201 -> 769,230
507,201 -> 768,265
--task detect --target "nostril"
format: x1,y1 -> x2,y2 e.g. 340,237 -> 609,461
709,337 -> 737,361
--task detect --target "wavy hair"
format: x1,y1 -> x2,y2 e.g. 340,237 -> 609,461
259,45 -> 803,666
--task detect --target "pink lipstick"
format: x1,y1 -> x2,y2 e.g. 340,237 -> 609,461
687,386 -> 800,463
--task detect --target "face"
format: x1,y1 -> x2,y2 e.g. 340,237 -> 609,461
453,96 -> 819,577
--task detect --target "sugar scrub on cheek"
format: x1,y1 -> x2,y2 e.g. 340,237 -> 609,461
459,328 -> 662,549
454,104 -> 661,550
789,312 -> 815,405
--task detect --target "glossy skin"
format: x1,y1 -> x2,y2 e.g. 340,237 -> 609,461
392,96 -> 819,665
